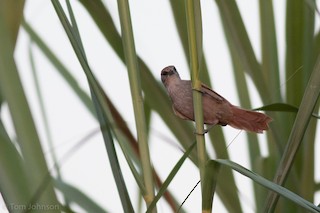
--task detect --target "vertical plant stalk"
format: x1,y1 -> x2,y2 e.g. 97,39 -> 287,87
117,0 -> 155,208
263,55 -> 320,212
185,0 -> 206,192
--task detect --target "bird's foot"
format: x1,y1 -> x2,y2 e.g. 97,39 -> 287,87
194,129 -> 208,135
193,125 -> 215,135
192,87 -> 204,94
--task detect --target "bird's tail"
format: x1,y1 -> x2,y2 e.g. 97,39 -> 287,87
228,106 -> 272,133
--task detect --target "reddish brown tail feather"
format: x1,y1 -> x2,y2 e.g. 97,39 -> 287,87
228,106 -> 272,133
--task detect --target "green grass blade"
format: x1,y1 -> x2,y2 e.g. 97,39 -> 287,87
202,161 -> 220,212
54,179 -> 108,213
226,29 -> 265,209
146,142 -> 196,213
0,0 -> 25,45
0,120 -> 31,209
116,0 -> 155,207
92,93 -> 135,212
264,54 -> 320,212
216,0 -> 284,170
24,12 -> 148,196
286,0 -> 315,106
22,21 -> 97,119
23,21 -> 143,170
259,0 -> 281,102
0,12 -> 59,209
51,1 -> 134,211
215,0 -> 268,99
214,159 -> 320,213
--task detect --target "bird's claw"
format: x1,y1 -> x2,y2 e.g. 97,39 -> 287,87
194,129 -> 209,135
192,87 -> 204,94
193,125 -> 215,135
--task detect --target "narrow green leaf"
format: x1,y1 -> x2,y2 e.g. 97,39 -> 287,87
225,24 -> 264,209
51,1 -> 134,211
264,52 -> 320,212
78,0 -> 197,160
146,142 -> 196,213
22,21 -> 97,118
0,0 -> 25,45
0,120 -> 31,209
23,21 -> 143,171
0,11 -> 59,209
215,0 -> 267,99
54,179 -> 108,213
254,103 -> 299,112
214,159 -> 320,213
202,161 -> 220,212
259,0 -> 281,102
24,9 -> 148,197
286,0 -> 315,106
170,1 -> 242,211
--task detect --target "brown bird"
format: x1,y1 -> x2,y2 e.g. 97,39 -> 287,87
161,65 -> 272,133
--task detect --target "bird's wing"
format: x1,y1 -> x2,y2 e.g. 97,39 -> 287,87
172,105 -> 193,120
200,83 -> 225,103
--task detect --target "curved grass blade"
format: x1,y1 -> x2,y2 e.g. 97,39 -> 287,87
215,0 -> 268,99
214,159 -> 320,213
259,0 -> 281,102
146,142 -> 196,213
264,54 -> 320,212
254,103 -> 299,112
0,12 -> 59,209
54,179 -> 108,213
0,120 -> 31,209
22,21 -> 97,118
255,103 -> 320,119
51,1 -> 134,211
202,161 -> 220,212
24,15 -> 180,205
23,21 -> 143,170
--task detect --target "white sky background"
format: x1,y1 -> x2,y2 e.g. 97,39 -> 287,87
1,0 -> 319,212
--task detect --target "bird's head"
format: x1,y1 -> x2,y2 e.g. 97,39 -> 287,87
161,66 -> 180,85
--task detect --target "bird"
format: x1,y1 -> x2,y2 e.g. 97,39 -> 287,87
161,65 -> 272,133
